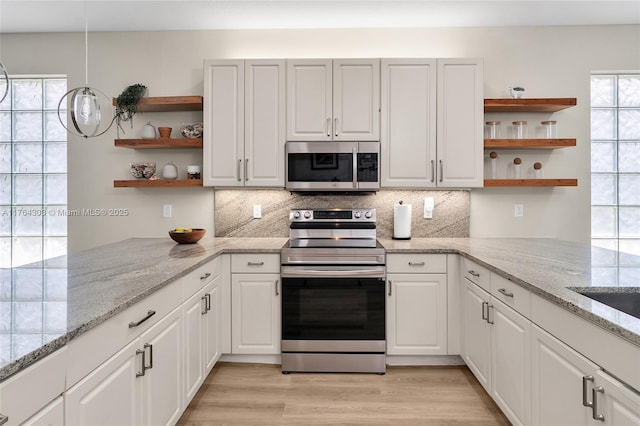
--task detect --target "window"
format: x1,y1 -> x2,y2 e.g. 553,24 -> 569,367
591,73 -> 640,285
0,77 -> 68,268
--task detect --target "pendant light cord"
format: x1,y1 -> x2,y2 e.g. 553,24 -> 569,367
84,0 -> 89,86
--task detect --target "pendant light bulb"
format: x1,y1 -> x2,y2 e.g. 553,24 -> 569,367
75,88 -> 100,125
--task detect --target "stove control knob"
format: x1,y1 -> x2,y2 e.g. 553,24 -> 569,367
354,211 -> 362,218
292,211 -> 301,219
303,211 -> 312,219
365,211 -> 372,219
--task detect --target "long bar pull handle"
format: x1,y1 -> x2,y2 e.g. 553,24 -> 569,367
498,288 -> 514,298
326,118 -> 331,137
237,159 -> 242,181
487,305 -> 494,324
274,279 -> 279,296
144,343 -> 153,370
335,118 -> 338,137
201,295 -> 208,315
468,270 -> 480,277
431,160 -> 435,183
592,386 -> 605,421
482,301 -> 489,321
247,261 -> 264,266
408,261 -> 425,266
388,280 -> 392,296
136,349 -> 146,377
205,293 -> 211,312
439,160 -> 444,182
0,414 -> 8,425
352,147 -> 358,188
200,272 -> 211,280
245,158 -> 249,181
582,375 -> 594,407
129,310 -> 156,328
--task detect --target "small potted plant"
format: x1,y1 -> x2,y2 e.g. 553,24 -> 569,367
114,83 -> 147,134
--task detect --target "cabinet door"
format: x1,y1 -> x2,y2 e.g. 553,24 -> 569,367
333,59 -> 380,141
531,324 -> 599,426
232,273 -> 281,354
386,273 -> 447,355
597,370 -> 640,425
381,59 -> 437,188
203,59 -> 245,186
20,396 -> 63,426
182,289 -> 205,405
65,339 -> 142,426
140,306 -> 183,426
245,59 -> 286,187
436,58 -> 483,187
461,278 -> 492,393
491,298 -> 531,426
286,59 -> 332,141
203,274 -> 222,374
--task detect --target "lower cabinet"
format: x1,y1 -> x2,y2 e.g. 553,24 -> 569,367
20,396 -> 63,426
461,278 -> 491,392
595,369 -> 640,425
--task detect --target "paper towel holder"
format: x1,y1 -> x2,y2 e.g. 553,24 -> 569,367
393,200 -> 412,240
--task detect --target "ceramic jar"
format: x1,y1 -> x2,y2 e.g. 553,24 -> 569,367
162,162 -> 178,180
141,122 -> 156,139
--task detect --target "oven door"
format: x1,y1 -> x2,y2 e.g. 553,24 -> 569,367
281,276 -> 386,342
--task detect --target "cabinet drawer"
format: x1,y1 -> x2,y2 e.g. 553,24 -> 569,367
0,347 -> 66,426
462,257 -> 490,292
182,255 -> 221,299
491,273 -> 531,318
386,254 -> 446,273
231,254 -> 280,273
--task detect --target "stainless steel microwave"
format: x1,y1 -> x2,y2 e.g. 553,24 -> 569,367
285,141 -> 380,192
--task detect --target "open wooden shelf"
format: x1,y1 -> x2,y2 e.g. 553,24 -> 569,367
484,179 -> 578,187
484,138 -> 576,149
484,98 -> 577,113
114,138 -> 203,149
112,96 -> 203,112
114,179 -> 203,188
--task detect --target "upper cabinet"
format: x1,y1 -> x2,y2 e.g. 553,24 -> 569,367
286,59 -> 380,141
203,59 -> 286,187
381,58 -> 483,188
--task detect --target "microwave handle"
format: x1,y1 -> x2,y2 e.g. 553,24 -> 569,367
352,147 -> 358,188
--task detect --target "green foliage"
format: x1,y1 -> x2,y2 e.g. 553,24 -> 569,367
115,83 -> 147,131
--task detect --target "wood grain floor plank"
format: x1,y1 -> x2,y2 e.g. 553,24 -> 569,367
177,363 -> 510,425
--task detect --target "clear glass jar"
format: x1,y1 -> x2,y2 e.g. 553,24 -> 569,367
485,121 -> 501,139
489,152 -> 499,178
541,121 -> 557,138
513,157 -> 522,179
534,162 -> 543,178
512,121 -> 528,139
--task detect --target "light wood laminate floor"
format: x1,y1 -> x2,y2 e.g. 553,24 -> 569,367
177,363 -> 509,425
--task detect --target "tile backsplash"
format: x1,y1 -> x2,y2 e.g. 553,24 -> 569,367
215,189 -> 470,238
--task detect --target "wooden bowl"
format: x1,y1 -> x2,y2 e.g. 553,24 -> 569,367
168,228 -> 206,244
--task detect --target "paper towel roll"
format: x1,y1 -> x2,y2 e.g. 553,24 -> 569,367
393,203 -> 412,240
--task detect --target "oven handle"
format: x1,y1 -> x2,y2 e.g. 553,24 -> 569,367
281,266 -> 386,279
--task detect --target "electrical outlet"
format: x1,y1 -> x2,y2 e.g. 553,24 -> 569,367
514,204 -> 524,217
253,204 -> 262,219
163,204 -> 172,218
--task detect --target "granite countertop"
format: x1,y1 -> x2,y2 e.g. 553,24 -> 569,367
2,236 -> 639,382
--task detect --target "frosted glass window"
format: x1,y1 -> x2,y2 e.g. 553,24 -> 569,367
591,73 -> 640,261
1,77 -> 66,267
13,269 -> 43,299
13,301 -> 43,332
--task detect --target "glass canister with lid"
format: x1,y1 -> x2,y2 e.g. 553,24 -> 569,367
541,120 -> 558,138
485,121 -> 502,139
512,121 -> 528,139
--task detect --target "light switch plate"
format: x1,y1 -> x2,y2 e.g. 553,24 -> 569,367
515,204 -> 524,217
163,204 -> 172,218
424,197 -> 434,219
253,205 -> 262,219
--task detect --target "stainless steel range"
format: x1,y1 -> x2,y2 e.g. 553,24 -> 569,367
280,208 -> 386,374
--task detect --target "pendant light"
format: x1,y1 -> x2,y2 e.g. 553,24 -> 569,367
57,1 -> 113,138
0,61 -> 8,103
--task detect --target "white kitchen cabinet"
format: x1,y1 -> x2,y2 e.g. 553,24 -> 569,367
461,278 -> 492,393
531,324 -> 599,426
436,58 -> 484,188
286,59 -> 380,141
595,369 -> 640,425
204,59 -> 285,187
380,59 -> 437,187
19,396 -> 63,426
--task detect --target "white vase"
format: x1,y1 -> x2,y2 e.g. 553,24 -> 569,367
141,122 -> 156,139
162,162 -> 178,180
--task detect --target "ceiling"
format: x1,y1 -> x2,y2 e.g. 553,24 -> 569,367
1,0 -> 639,33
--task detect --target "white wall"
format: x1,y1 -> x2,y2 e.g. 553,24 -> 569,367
2,25 -> 639,251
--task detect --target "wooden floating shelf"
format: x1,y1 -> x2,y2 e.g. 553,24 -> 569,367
114,138 -> 203,149
484,98 -> 577,113
484,138 -> 576,149
114,179 -> 203,188
112,96 -> 203,112
484,179 -> 578,187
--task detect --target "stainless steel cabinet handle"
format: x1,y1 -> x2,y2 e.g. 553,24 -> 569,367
205,293 -> 211,312
388,280 -> 392,296
468,270 -> 480,277
136,349 -> 146,377
0,414 -> 8,425
498,288 -> 514,298
408,261 -> 425,266
352,147 -> 358,188
592,386 -> 605,421
481,301 -> 489,321
201,295 -> 208,315
275,279 -> 279,296
247,261 -> 264,266
245,158 -> 249,181
334,118 -> 338,137
582,375 -> 594,407
237,159 -> 242,181
129,310 -> 156,328
431,160 -> 435,182
200,272 -> 211,280
326,118 -> 331,137
487,304 -> 494,324
439,159 -> 443,182
144,343 -> 153,370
